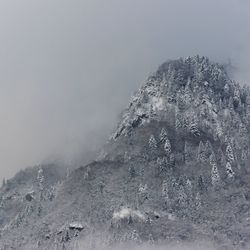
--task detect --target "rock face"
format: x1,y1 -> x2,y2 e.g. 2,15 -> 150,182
1,56 -> 250,249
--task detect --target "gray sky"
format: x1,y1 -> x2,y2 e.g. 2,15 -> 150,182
0,0 -> 249,181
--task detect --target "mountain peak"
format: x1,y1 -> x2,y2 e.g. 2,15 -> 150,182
112,56 -> 246,140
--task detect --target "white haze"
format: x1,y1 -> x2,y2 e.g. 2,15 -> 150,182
0,0 -> 249,181
77,238 -> 215,250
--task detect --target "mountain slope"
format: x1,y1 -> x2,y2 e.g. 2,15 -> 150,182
1,56 -> 250,249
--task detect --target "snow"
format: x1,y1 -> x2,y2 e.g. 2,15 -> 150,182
69,222 -> 84,231
112,207 -> 145,221
151,96 -> 165,111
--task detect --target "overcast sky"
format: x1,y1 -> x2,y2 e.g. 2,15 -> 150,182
0,0 -> 249,181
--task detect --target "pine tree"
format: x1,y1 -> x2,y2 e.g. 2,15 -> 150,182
224,83 -> 230,97
162,180 -> 169,202
176,90 -> 186,111
159,128 -> 168,143
149,135 -> 157,150
228,96 -> 234,110
164,138 -> 171,155
197,175 -> 206,192
177,185 -> 188,206
195,192 -> 202,210
175,110 -> 182,131
189,115 -> 200,137
226,144 -> 234,163
197,141 -> 206,162
226,162 -> 234,179
233,87 -> 240,106
205,141 -> 213,157
130,230 -> 141,244
209,152 -> 216,166
186,179 -> 193,197
37,167 -> 45,192
216,122 -> 223,138
157,157 -> 167,173
169,153 -> 175,169
211,164 -> 221,187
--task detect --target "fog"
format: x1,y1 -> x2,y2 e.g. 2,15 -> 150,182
0,0 -> 249,181
77,237 -> 215,250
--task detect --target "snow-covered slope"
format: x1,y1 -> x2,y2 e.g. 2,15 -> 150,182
1,56 -> 250,249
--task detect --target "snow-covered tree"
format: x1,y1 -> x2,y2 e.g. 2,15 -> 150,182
209,152 -> 216,166
189,115 -> 200,137
228,96 -> 234,110
186,179 -> 193,197
37,167 -> 45,192
176,90 -> 187,111
149,135 -> 157,150
84,166 -> 91,180
157,157 -> 167,173
211,163 -> 221,187
224,83 -> 230,97
226,162 -> 235,179
197,141 -> 206,162
162,180 -> 169,202
233,86 -> 240,107
164,138 -> 171,155
159,128 -> 168,143
215,122 -> 223,138
205,141 -> 213,157
184,141 -> 192,163
130,230 -> 141,244
226,144 -> 234,163
175,109 -> 182,130
177,185 -> 188,206
169,153 -> 175,169
195,192 -> 202,210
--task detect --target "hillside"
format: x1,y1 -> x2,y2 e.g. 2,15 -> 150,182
1,56 -> 250,249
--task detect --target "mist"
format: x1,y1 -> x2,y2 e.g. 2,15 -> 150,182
76,234 -> 215,250
0,0 -> 249,181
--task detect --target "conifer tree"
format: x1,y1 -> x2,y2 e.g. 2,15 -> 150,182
175,110 -> 182,130
226,144 -> 234,163
162,180 -> 169,202
169,153 -> 175,169
205,141 -> 213,157
195,192 -> 202,210
159,128 -> 168,143
149,135 -> 157,150
164,138 -> 171,155
211,164 -> 221,187
226,162 -> 234,179
37,167 -> 45,192
130,230 -> 141,244
197,141 -> 206,162
189,115 -> 200,137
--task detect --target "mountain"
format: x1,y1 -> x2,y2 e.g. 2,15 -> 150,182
1,56 -> 250,249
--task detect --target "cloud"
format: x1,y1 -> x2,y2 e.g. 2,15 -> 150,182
0,0 -> 249,181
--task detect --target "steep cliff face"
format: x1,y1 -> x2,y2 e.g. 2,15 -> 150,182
1,56 -> 250,249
